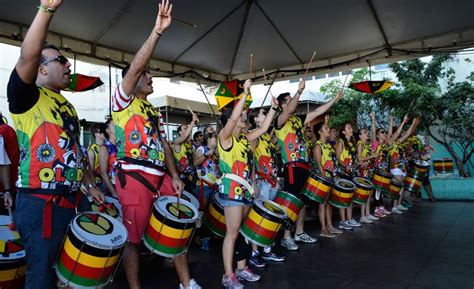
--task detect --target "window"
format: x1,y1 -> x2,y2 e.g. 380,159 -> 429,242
374,64 -> 389,70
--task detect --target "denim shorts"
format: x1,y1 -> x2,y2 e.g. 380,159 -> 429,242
257,179 -> 278,201
218,193 -> 253,207
198,184 -> 217,200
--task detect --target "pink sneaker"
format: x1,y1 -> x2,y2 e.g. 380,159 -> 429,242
374,208 -> 386,218
381,206 -> 392,215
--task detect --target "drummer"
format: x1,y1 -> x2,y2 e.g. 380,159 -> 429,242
356,112 -> 379,223
247,101 -> 286,268
111,1 -> 201,288
98,118 -> 118,197
336,122 -> 361,229
6,1 -> 105,288
275,81 -> 342,250
218,79 -> 277,287
313,118 -> 343,238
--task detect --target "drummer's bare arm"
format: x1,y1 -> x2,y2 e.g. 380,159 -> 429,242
314,144 -> 324,175
277,80 -> 304,128
81,162 -> 105,203
163,140 -> 184,194
398,117 -> 420,144
370,112 -> 376,143
247,97 -> 278,141
304,91 -> 343,125
99,146 -> 118,197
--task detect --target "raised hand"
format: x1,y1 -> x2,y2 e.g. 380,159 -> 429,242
389,114 -> 394,123
243,79 -> 252,93
192,112 -> 199,123
298,79 -> 305,93
335,90 -> 344,101
403,114 -> 409,123
155,0 -> 173,34
370,111 -> 375,120
270,97 -> 278,109
325,114 -> 330,124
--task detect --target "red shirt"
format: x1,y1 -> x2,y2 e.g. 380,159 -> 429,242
0,123 -> 19,191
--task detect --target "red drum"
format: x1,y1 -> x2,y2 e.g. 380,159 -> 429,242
329,179 -> 356,208
371,170 -> 392,192
384,178 -> 403,199
433,158 -> 454,173
274,191 -> 304,229
404,174 -> 422,194
302,172 -> 333,204
203,194 -> 226,237
352,177 -> 374,205
413,160 -> 430,176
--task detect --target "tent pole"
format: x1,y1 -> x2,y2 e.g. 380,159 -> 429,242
196,78 -> 218,122
165,106 -> 170,139
260,71 -> 278,107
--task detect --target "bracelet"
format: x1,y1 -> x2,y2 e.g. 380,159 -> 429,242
155,30 -> 163,37
271,107 -> 278,111
38,4 -> 56,14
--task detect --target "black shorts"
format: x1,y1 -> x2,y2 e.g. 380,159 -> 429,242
282,164 -> 310,197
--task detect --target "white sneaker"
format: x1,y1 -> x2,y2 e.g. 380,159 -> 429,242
348,219 -> 362,227
180,279 -> 202,289
294,232 -> 318,243
391,207 -> 403,214
397,205 -> 408,211
360,216 -> 373,224
280,237 -> 299,251
367,214 -> 379,221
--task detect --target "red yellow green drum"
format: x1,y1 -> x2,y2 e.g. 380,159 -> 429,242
433,158 -> 454,173
404,174 -> 422,194
413,160 -> 430,175
55,212 -> 127,288
302,172 -> 333,204
204,193 -> 226,237
329,179 -> 356,208
0,216 -> 26,289
371,170 -> 392,192
274,191 -> 304,229
384,178 -> 403,199
352,177 -> 374,205
240,200 -> 287,247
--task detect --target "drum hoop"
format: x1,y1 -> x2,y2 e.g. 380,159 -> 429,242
312,173 -> 334,185
182,190 -> 200,209
374,170 -> 392,178
334,179 -> 356,191
154,197 -> 199,224
254,199 -> 288,219
352,177 -> 373,189
71,212 -> 128,250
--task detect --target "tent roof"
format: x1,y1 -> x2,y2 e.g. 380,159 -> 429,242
1,0 -> 474,82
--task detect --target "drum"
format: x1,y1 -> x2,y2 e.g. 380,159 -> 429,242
433,158 -> 454,173
413,160 -> 430,175
384,178 -> 403,199
55,212 -> 127,288
240,200 -> 287,247
302,172 -> 333,204
91,196 -> 122,221
371,170 -> 392,192
0,216 -> 26,289
144,196 -> 199,257
180,191 -> 200,211
352,177 -> 374,205
203,193 -> 226,237
404,174 -> 422,194
329,179 -> 356,208
273,191 -> 304,229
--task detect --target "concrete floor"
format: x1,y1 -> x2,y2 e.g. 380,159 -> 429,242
108,201 -> 474,289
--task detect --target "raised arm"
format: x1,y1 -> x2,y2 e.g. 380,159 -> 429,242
246,97 -> 278,141
370,111 -> 376,143
304,91 -> 343,125
15,0 -> 64,83
121,0 -> 173,96
218,80 -> 251,146
174,113 -> 199,145
398,117 -> 420,144
276,80 -> 305,128
387,114 -> 394,140
389,115 -> 408,144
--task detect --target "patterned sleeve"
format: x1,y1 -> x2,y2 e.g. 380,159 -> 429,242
112,82 -> 133,112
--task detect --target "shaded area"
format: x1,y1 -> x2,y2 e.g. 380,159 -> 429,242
108,201 -> 474,289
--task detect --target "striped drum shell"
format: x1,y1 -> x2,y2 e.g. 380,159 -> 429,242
204,194 -> 226,237
352,177 -> 374,205
0,216 -> 26,289
274,191 -> 304,229
302,172 -> 333,204
329,179 -> 356,208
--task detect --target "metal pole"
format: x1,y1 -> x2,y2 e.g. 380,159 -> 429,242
260,71 -> 278,107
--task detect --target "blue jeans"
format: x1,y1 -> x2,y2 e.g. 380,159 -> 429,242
14,192 -> 89,289
257,180 -> 278,201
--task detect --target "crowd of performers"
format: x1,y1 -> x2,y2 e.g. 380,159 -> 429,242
1,1 -> 437,289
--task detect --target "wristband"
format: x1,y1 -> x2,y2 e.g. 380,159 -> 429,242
38,4 -> 56,14
271,107 -> 278,111
155,30 -> 163,37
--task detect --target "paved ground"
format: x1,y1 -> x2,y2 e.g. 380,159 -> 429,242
108,201 -> 474,289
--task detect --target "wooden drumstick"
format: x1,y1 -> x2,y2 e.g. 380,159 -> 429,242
304,51 -> 317,76
95,199 -> 133,224
248,53 -> 254,79
159,14 -> 197,28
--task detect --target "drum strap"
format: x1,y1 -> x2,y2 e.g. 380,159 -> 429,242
116,163 -> 164,197
256,171 -> 277,187
31,193 -> 81,239
286,162 -> 310,184
217,173 -> 254,195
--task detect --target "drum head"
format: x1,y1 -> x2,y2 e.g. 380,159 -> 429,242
0,215 -> 25,261
374,169 -> 392,178
334,179 -> 356,191
255,200 -> 287,219
154,196 -> 199,224
71,212 -> 128,250
312,172 -> 333,184
181,191 -> 200,210
390,178 -> 403,186
415,160 -> 429,167
352,177 -> 374,189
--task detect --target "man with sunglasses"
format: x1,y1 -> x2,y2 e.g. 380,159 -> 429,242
111,1 -> 200,288
6,1 -> 104,288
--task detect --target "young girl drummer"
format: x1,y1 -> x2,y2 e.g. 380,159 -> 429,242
313,116 -> 343,238
218,80 -> 277,288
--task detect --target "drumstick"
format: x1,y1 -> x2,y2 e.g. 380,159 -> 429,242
186,105 -> 194,115
304,51 -> 316,76
176,193 -> 181,219
249,54 -> 254,79
95,199 -> 133,224
262,69 -> 274,98
159,15 -> 197,28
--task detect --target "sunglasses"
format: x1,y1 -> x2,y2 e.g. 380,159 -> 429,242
206,133 -> 216,138
379,130 -> 386,134
41,55 -> 69,66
